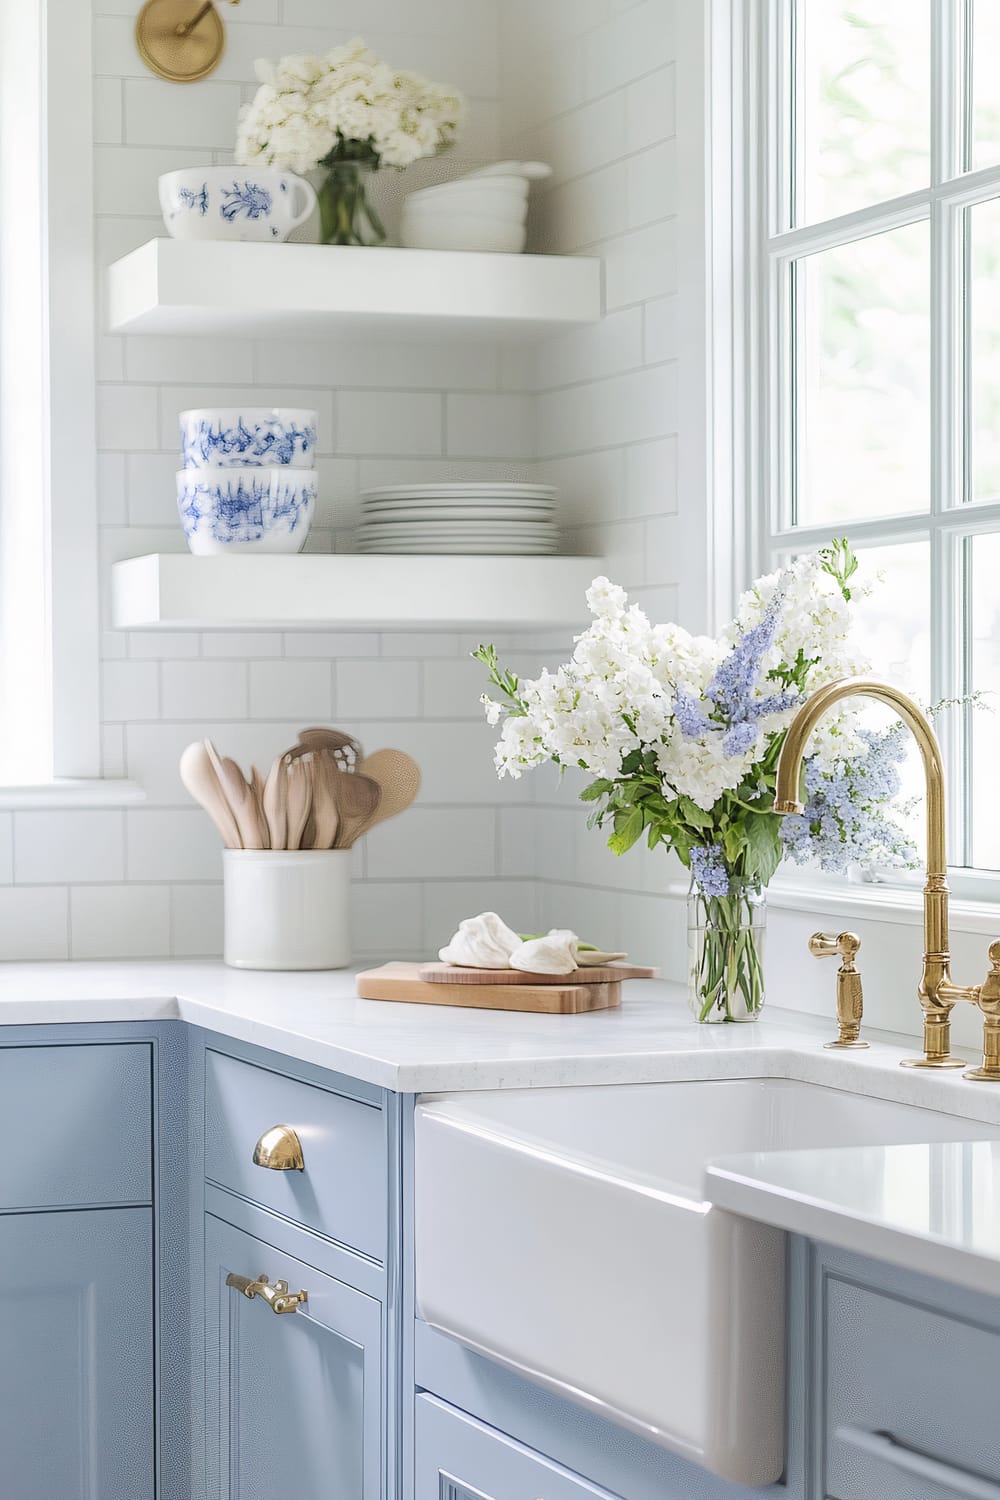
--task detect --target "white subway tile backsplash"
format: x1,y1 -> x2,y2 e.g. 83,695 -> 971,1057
248,660 -> 333,720
127,809 -> 223,882
643,295 -> 678,363
162,660 -> 248,720
123,79 -> 243,149
126,335 -> 255,386
338,391 -> 442,456
14,811 -> 125,885
70,885 -> 171,960
366,807 -> 496,879
423,880 -> 537,949
170,883 -> 224,957
97,452 -> 128,524
538,363 -> 676,456
93,77 -> 123,144
103,659 -> 160,721
94,144 -> 205,216
129,631 -> 200,659
603,219 -> 677,308
446,393 -> 534,459
627,139 -> 677,228
626,64 -> 676,151
0,814 -> 14,883
422,658 -> 487,718
337,659 -> 419,720
97,383 -> 160,450
102,724 -> 127,779
534,308 -> 644,392
283,632 -> 380,658
350,880 -> 423,955
126,721 -> 303,804
202,632 -> 283,659
584,1 -> 675,98
0,887 -> 69,960
624,435 -> 677,517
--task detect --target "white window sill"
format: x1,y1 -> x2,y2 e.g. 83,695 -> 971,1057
0,780 -> 146,810
768,873 -> 1000,938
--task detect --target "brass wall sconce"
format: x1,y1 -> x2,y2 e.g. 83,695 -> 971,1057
135,0 -> 240,84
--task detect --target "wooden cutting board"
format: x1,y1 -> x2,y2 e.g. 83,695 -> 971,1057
356,962 -> 621,1013
417,961 -> 658,986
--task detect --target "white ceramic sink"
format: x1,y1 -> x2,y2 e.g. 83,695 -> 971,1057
414,1078 -> 1000,1487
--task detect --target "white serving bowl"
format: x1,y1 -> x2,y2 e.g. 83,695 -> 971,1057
400,213 -> 527,253
179,407 -> 318,468
406,175 -> 530,205
403,191 -> 529,222
176,465 -> 316,554
159,166 -> 316,242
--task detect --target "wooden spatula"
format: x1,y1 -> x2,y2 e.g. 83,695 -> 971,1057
356,749 -> 421,836
332,770 -> 381,848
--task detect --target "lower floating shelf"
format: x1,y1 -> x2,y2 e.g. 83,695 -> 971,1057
111,553 -> 605,631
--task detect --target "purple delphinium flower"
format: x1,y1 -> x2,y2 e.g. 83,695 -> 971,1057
690,844 -> 731,897
673,688 -> 713,739
781,723 -> 917,872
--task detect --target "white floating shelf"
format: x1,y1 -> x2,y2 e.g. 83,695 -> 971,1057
111,554 -> 605,631
107,239 -> 602,340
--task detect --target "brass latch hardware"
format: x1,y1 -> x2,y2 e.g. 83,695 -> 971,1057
809,931 -> 868,1049
226,1272 -> 308,1315
252,1124 -> 305,1172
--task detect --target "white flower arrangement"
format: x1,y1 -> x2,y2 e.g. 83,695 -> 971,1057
235,38 -> 464,174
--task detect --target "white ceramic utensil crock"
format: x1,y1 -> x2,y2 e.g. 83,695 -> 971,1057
223,849 -> 351,970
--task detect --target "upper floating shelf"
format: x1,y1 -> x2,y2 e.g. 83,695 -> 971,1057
107,239 -> 603,341
111,553 -> 605,631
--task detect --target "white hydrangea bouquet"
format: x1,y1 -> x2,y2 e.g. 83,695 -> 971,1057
235,38 -> 464,245
476,541 -> 916,1023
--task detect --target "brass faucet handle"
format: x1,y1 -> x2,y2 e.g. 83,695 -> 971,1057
809,931 -> 869,1050
965,940 -> 1000,1082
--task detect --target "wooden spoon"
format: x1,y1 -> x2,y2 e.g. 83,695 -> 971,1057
291,727 -> 361,773
205,741 -> 265,851
356,749 -> 421,836
309,750 -> 341,850
262,755 -> 288,851
250,766 -> 270,850
332,770 -> 381,849
179,742 -> 242,848
284,756 -> 313,852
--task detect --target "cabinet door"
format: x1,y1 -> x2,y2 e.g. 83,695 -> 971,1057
205,1214 -> 382,1500
0,1207 -> 154,1500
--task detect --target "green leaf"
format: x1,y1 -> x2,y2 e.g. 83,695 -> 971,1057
679,795 -> 713,831
580,778 -> 614,803
607,805 -> 644,856
743,811 -> 784,885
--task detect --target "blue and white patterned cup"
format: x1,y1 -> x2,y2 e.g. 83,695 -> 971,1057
159,166 -> 317,242
180,408 -> 318,469
176,466 -> 317,554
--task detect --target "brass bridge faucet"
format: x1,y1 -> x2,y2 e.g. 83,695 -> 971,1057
774,677 -> 1000,1081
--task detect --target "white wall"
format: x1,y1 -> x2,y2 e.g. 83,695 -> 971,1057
496,0 -> 704,978
0,0 -> 547,960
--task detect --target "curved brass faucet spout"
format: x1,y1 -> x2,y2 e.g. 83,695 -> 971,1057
774,676 -> 978,1069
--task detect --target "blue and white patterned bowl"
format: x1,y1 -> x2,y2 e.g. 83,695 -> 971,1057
176,466 -> 317,555
180,408 -> 318,469
159,166 -> 317,242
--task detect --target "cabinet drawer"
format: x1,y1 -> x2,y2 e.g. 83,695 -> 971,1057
415,1394 -> 623,1500
0,1043 -> 151,1210
204,1050 -> 385,1260
824,1273 -> 1000,1499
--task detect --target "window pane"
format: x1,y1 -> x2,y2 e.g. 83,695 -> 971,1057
968,198 -> 1000,502
793,223 -> 930,526
971,0 -> 1000,170
970,533 -> 1000,868
796,0 -> 930,225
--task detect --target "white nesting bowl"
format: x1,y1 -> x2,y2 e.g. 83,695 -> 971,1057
400,213 -> 527,253
406,175 -> 530,207
403,191 -> 529,222
180,407 -> 318,469
176,466 -> 316,554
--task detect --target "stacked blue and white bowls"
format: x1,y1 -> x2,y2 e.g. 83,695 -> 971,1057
176,407 -> 319,555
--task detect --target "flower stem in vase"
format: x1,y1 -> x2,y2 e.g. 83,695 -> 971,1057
317,157 -> 386,247
688,878 -> 766,1023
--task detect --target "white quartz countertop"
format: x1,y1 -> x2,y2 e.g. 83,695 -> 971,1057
707,1140 -> 1000,1298
9,958 -> 1000,1291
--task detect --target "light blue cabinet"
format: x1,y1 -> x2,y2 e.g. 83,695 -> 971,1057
204,1214 -> 383,1500
0,1206 -> 155,1500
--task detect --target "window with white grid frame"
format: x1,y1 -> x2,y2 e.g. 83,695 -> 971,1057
757,0 -> 1000,881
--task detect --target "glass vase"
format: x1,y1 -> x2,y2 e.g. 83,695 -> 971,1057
687,876 -> 766,1023
316,161 -> 386,246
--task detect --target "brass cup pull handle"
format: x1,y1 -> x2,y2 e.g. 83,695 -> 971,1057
252,1124 -> 304,1171
226,1272 -> 308,1315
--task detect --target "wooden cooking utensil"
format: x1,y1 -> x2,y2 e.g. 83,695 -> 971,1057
356,749 -> 421,835
179,741 -> 242,848
284,756 -> 313,852
262,755 -> 287,851
309,749 -> 341,851
250,766 -> 270,849
332,770 -> 381,848
204,740 -> 264,850
292,727 -> 361,773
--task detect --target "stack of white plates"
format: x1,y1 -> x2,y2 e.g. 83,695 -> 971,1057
355,483 -> 559,555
